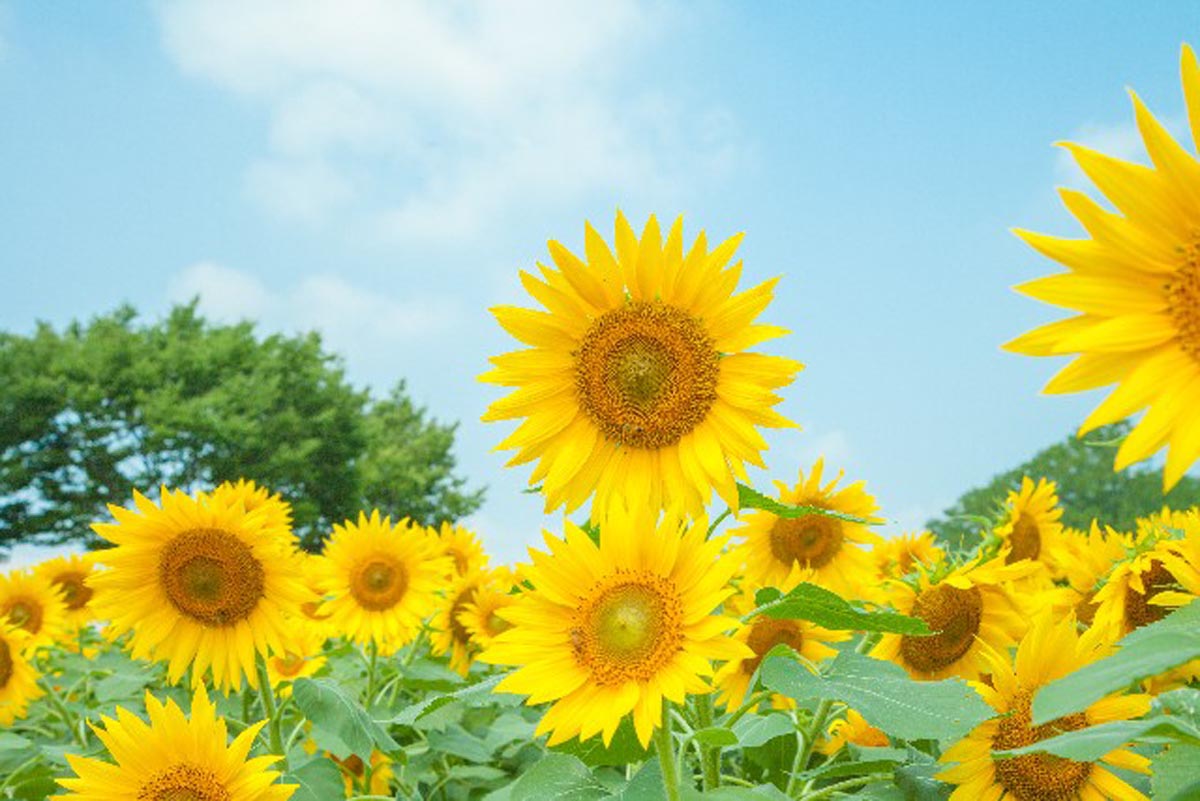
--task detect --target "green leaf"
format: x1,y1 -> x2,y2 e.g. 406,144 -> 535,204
994,717 -> 1200,761
1153,744 -> 1200,801
682,788 -> 791,801
390,673 -> 506,726
292,678 -> 399,760
551,716 -> 651,767
749,582 -> 931,635
729,712 -> 795,748
761,651 -> 991,742
284,756 -> 346,801
1031,601 -> 1200,725
794,757 -> 899,784
693,727 -> 739,747
737,483 -> 881,525
507,753 -> 610,801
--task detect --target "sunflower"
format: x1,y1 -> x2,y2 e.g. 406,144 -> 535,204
938,614 -> 1151,801
459,571 -> 519,651
1054,523 -> 1130,626
334,752 -> 393,797
734,460 -> 881,599
90,488 -> 309,691
874,531 -> 945,580
0,624 -> 42,725
34,552 -> 99,630
436,522 -> 489,578
57,686 -> 295,801
479,506 -> 749,747
482,212 -> 802,518
1005,45 -> 1200,490
431,570 -> 490,676
264,622 -> 327,693
316,511 -> 448,655
872,556 -> 1039,681
816,709 -> 889,756
206,478 -> 293,533
0,568 -> 69,653
994,478 -> 1069,579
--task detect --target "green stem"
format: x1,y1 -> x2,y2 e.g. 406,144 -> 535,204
655,698 -> 683,801
365,640 -> 380,707
800,774 -> 889,800
787,700 -> 833,798
255,657 -> 288,772
40,679 -> 87,747
707,507 -> 733,537
725,690 -> 772,729
694,694 -> 721,790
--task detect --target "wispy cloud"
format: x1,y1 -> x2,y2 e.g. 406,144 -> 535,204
1054,114 -> 1189,190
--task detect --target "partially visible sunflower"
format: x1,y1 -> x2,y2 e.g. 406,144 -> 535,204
90,488 -> 309,691
0,624 -> 42,725
1091,527 -> 1200,641
874,532 -> 945,581
938,614 -> 1151,801
460,580 -> 518,651
0,568 -> 69,653
1054,522 -> 1130,626
994,477 -> 1069,580
57,686 -> 295,801
34,553 -> 99,631
432,570 -> 490,676
206,478 -> 293,533
735,459 -> 881,599
334,752 -> 393,798
264,622 -> 327,693
482,212 -> 802,519
436,523 -> 489,578
817,709 -> 889,756
316,512 -> 448,655
479,506 -> 749,747
1005,45 -> 1200,491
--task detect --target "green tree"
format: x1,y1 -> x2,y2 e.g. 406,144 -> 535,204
0,302 -> 483,553
927,422 -> 1200,551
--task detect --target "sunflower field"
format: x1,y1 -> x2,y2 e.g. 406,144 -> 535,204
8,45 -> 1200,801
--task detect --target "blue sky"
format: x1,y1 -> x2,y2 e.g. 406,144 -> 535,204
3,1 -> 1199,565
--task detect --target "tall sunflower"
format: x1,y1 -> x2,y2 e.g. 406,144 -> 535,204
316,512 -> 448,655
90,488 -> 309,691
34,553 -> 99,631
0,569 -> 69,653
938,615 -> 1151,801
482,212 -> 802,518
0,624 -> 42,725
994,477 -> 1069,578
479,506 -> 749,747
734,459 -> 881,599
57,686 -> 295,801
1005,45 -> 1200,490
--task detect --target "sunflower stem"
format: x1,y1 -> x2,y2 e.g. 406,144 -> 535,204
787,699 -> 832,798
694,694 -> 721,790
656,698 -> 683,801
799,774 -> 889,800
255,657 -> 288,772
365,640 -> 380,707
706,507 -> 732,538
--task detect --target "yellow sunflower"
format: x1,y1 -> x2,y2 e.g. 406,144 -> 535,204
459,573 -> 518,651
90,488 -> 309,691
817,709 -> 889,756
994,477 -> 1069,578
431,570 -> 490,676
938,614 -> 1151,801
874,531 -> 945,580
334,752 -> 393,797
316,511 -> 448,655
206,478 -> 293,533
264,622 -> 327,693
872,556 -> 1039,681
1005,45 -> 1200,490
436,522 -> 489,578
482,212 -> 802,518
34,552 -> 99,630
734,459 -> 881,599
1054,522 -> 1130,626
479,506 -> 749,747
0,624 -> 42,725
57,686 -> 295,801
0,568 -> 69,653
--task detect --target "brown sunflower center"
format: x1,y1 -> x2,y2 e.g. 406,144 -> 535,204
3,597 -> 44,636
575,302 -> 720,449
273,651 -> 307,677
53,571 -> 94,611
742,617 -> 804,675
1169,239 -> 1200,360
350,556 -> 409,612
158,528 -> 265,628
571,574 -> 683,685
992,690 -> 1091,801
0,639 -> 13,688
769,515 -> 844,569
900,584 -> 983,674
1006,513 -> 1041,563
448,587 -> 477,646
1123,560 -> 1178,630
137,764 -> 231,801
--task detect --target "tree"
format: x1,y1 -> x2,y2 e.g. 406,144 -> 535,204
927,422 -> 1200,551
0,302 -> 483,553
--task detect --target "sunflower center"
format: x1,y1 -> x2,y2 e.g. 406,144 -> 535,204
992,690 -> 1091,801
350,556 -> 409,611
3,597 -> 43,635
448,587 -> 477,645
1169,238 -> 1200,360
158,528 -> 265,628
53,571 -> 94,611
0,639 -> 13,688
575,302 -> 720,449
1123,560 -> 1178,630
1006,513 -> 1041,563
571,574 -> 683,685
137,764 -> 231,801
273,652 -> 307,677
742,617 -> 804,675
486,611 -> 511,637
900,584 -> 983,673
769,515 -> 844,569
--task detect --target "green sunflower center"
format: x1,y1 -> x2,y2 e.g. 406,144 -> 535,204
992,690 -> 1091,801
3,597 -> 43,636
137,764 -> 231,801
158,529 -> 265,628
1006,513 -> 1041,563
572,574 -> 683,685
575,302 -> 720,449
53,571 -> 94,610
350,556 -> 409,612
742,617 -> 804,675
0,638 -> 13,688
900,584 -> 983,674
768,515 -> 844,569
1123,560 -> 1179,630
1169,240 -> 1200,360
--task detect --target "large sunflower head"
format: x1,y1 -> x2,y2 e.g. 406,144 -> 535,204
938,614 -> 1151,801
734,459 -> 881,599
89,488 -> 310,692
874,531 -> 946,581
205,478 -> 294,534
436,522 -> 489,578
0,624 -> 42,726
33,552 -> 99,631
57,685 -> 296,801
994,477 -> 1068,577
316,511 -> 448,655
482,212 -> 802,519
1005,45 -> 1200,490
0,568 -> 69,653
479,506 -> 749,747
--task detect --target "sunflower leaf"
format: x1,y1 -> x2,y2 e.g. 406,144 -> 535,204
292,678 -> 399,760
1153,743 -> 1200,801
508,753 -> 610,801
389,674 -> 507,727
748,582 -> 931,635
284,756 -> 347,801
736,483 -> 882,525
992,717 -> 1200,761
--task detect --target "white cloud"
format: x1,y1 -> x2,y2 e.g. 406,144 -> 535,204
796,427 -> 853,472
155,0 -> 745,242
